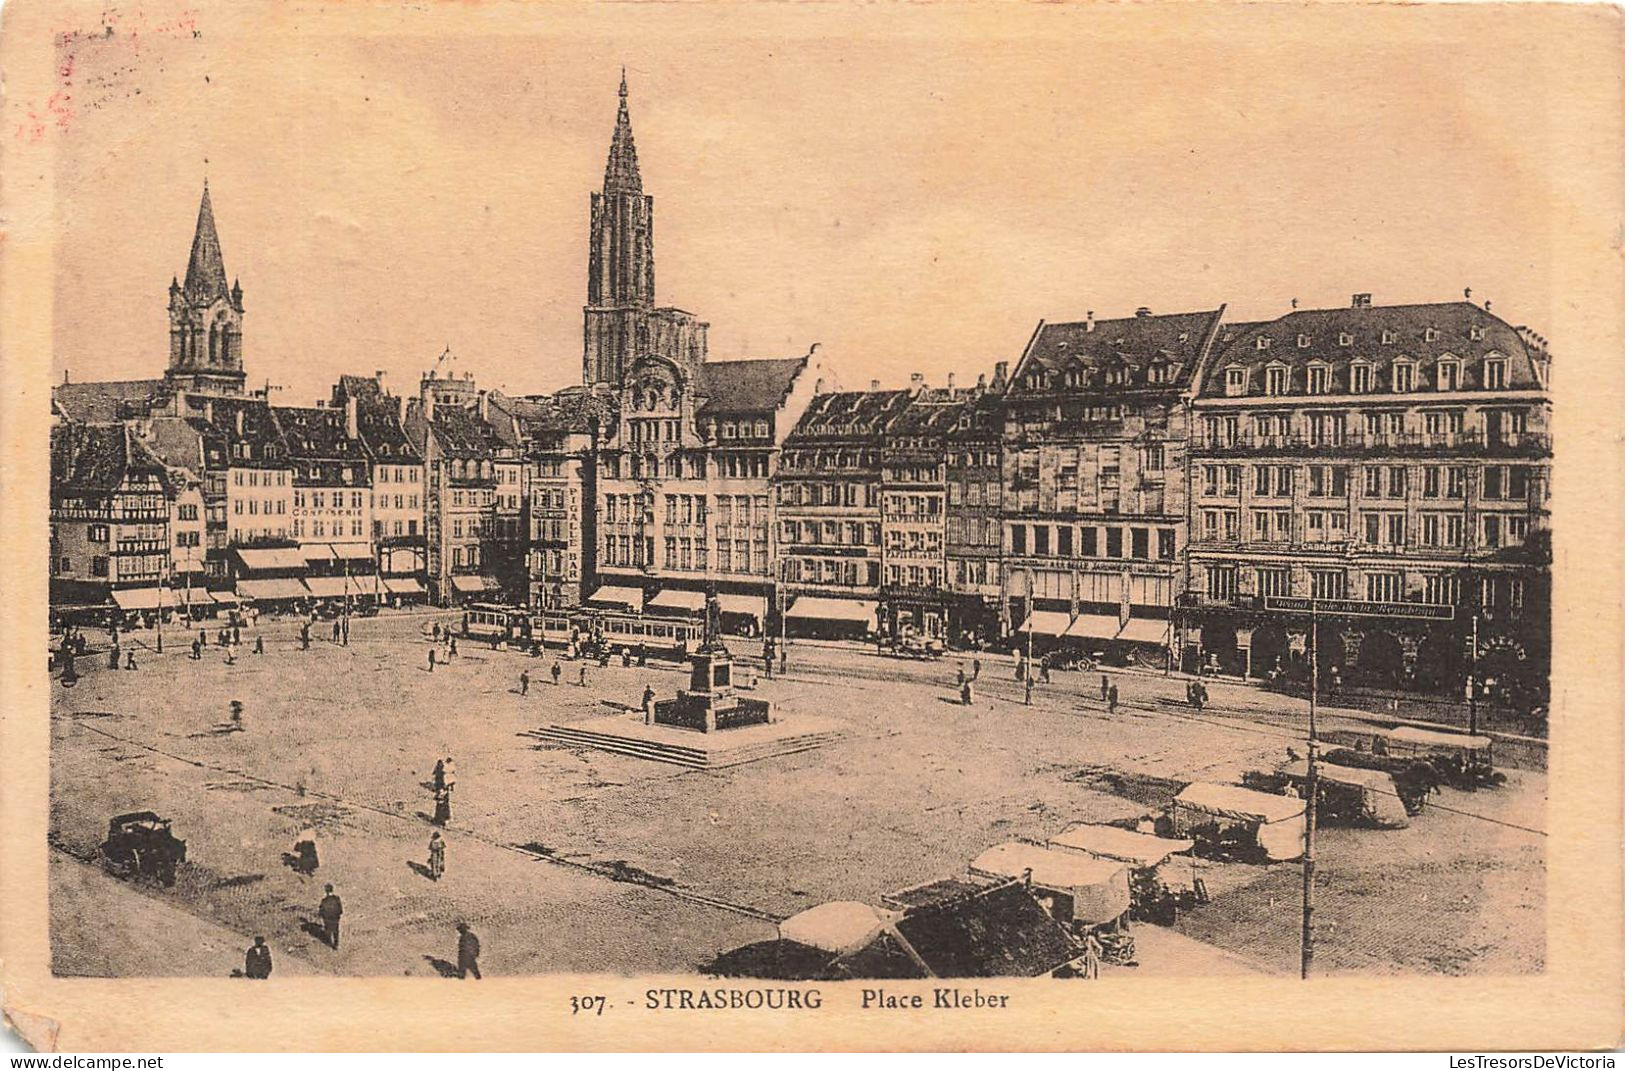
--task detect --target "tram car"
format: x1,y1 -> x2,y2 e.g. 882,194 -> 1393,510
462,602 -> 702,660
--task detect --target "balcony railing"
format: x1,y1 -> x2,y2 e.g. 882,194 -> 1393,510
1193,430 -> 1552,456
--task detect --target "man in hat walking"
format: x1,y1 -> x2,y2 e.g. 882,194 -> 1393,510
519,669 -> 530,696
456,922 -> 482,979
244,936 -> 273,979
318,884 -> 343,949
427,830 -> 445,881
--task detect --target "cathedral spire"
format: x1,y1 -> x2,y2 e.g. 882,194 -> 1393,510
183,180 -> 231,304
603,70 -> 643,195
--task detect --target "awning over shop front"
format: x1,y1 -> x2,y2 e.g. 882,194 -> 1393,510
451,575 -> 501,594
234,547 -> 308,572
236,578 -> 312,601
304,576 -> 372,599
717,593 -> 768,620
204,590 -> 239,606
382,576 -> 426,595
301,544 -> 335,563
785,597 -> 877,624
111,587 -> 171,611
586,584 -> 644,612
1061,614 -> 1119,640
1116,617 -> 1172,645
328,542 -> 374,561
648,589 -> 706,614
1017,611 -> 1073,637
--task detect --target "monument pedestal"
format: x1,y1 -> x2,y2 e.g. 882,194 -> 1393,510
655,649 -> 773,732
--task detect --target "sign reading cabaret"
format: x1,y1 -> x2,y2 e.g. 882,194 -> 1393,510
1262,596 -> 1456,621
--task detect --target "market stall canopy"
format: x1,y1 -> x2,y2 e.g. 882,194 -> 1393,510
451,575 -> 500,594
716,593 -> 767,620
648,589 -> 706,614
1280,761 -> 1410,828
111,587 -> 171,611
778,901 -> 887,955
234,547 -> 308,573
236,578 -> 312,601
585,584 -> 644,612
1173,782 -> 1305,825
785,597 -> 876,624
1046,824 -> 1195,868
1386,726 -> 1494,751
1017,611 -> 1072,637
969,842 -> 1131,925
382,576 -> 426,595
893,881 -> 1080,977
1061,613 -> 1118,640
1115,616 -> 1172,644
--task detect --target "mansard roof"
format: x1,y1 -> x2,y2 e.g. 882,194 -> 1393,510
1198,300 -> 1546,399
1009,308 -> 1225,397
697,356 -> 809,416
428,404 -> 500,459
272,406 -> 368,461
51,423 -> 169,496
52,379 -> 172,423
784,389 -> 915,444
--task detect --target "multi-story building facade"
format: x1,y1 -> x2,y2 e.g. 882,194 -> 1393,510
945,371 -> 1007,645
775,389 -> 913,637
406,375 -> 508,606
1000,309 -> 1220,663
1182,296 -> 1552,694
276,403 -> 375,599
332,375 -> 428,594
879,385 -> 964,641
185,396 -> 294,549
49,424 -> 174,610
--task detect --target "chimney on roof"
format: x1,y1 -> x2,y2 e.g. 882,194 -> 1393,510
234,408 -> 244,437
62,369 -> 69,385
345,396 -> 359,440
1085,311 -> 1095,332
814,377 -> 824,394
424,390 -> 436,424
375,370 -> 389,396
1352,293 -> 1373,308
870,379 -> 881,392
398,394 -> 408,424
977,373 -> 987,389
1484,300 -> 1493,312
909,372 -> 925,392
478,391 -> 489,422
204,400 -> 214,424
1135,307 -> 1152,318
993,361 -> 1009,388
946,372 -> 956,390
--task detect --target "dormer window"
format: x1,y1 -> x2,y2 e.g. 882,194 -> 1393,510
1255,336 -> 1272,351
1224,367 -> 1248,397
1469,326 -> 1486,342
1483,357 -> 1507,390
1381,330 -> 1397,345
1306,363 -> 1331,395
1436,358 -> 1461,391
1350,362 -> 1373,394
1297,334 -> 1311,349
1264,365 -> 1289,396
1339,332 -> 1354,346
1424,327 -> 1440,342
1392,360 -> 1415,393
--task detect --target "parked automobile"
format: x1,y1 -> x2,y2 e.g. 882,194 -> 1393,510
99,811 -> 186,887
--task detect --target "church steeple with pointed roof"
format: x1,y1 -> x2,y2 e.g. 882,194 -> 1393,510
166,180 -> 247,394
602,68 -> 644,196
584,71 -> 659,386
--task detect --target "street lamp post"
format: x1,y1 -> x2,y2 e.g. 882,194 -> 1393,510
1023,567 -> 1034,706
1301,600 -> 1320,980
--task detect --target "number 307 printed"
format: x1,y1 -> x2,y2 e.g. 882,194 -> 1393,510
570,995 -> 608,1016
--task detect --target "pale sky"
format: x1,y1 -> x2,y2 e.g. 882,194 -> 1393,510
47,2 -> 1588,406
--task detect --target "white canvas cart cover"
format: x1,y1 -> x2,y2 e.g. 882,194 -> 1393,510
778,901 -> 887,954
969,842 -> 1131,924
1171,782 -> 1306,861
1017,611 -> 1073,637
1386,726 -> 1494,751
1047,824 -> 1195,868
1282,761 -> 1410,828
585,584 -> 644,611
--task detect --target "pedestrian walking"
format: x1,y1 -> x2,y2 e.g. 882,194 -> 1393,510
230,700 -> 244,731
125,650 -> 138,671
244,936 -> 273,979
448,637 -> 458,658
433,758 -> 445,792
293,826 -> 319,875
519,670 -> 530,696
318,884 -> 343,949
1101,674 -> 1110,701
621,647 -> 632,668
253,635 -> 265,655
550,661 -> 561,686
233,625 -> 242,646
191,638 -> 202,661
1107,683 -> 1119,715
341,616 -> 349,646
779,647 -> 787,676
578,665 -> 588,687
1080,931 -> 1102,979
199,628 -> 208,648
332,619 -> 341,644
972,658 -> 982,681
109,645 -> 121,670
961,680 -> 973,706
427,831 -> 445,881
224,647 -> 236,666
433,623 -> 442,643
456,922 -> 481,979
442,757 -> 456,794
432,785 -> 451,826
637,643 -> 648,667
957,666 -> 966,689
1039,656 -> 1052,684
300,624 -> 311,651
642,684 -> 656,725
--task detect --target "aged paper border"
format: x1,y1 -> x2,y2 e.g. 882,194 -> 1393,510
2,0 -> 1621,1052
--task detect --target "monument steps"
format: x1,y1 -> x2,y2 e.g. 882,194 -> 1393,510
523,723 -> 845,769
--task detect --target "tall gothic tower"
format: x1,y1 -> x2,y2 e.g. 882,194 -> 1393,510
583,71 -> 656,388
165,180 -> 247,394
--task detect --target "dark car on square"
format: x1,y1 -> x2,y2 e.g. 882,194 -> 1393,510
99,811 -> 187,886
